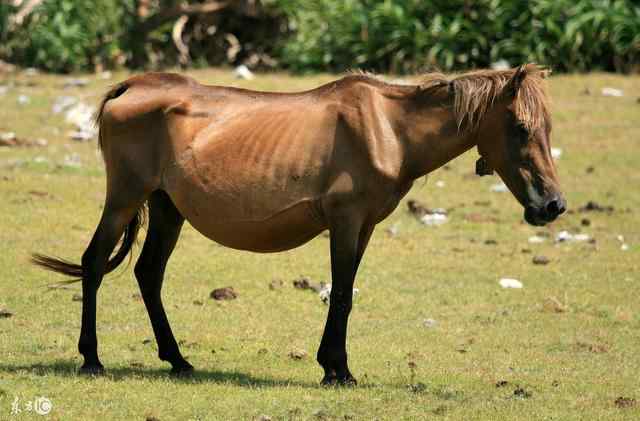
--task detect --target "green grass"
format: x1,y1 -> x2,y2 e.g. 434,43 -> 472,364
0,68 -> 639,420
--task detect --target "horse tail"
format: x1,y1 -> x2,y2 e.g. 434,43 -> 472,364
31,207 -> 146,283
96,82 -> 129,152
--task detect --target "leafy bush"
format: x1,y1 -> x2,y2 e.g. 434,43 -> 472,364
2,0 -> 133,73
277,0 -> 640,73
1,0 -> 638,73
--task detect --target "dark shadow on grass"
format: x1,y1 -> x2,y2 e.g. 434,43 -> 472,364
0,360 -> 376,389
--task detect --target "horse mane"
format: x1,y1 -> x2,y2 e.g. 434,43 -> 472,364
420,64 -> 551,133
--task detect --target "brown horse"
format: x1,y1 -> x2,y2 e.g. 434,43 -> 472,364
33,63 -> 565,385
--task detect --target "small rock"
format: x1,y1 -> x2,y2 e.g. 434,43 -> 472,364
0,309 -> 13,318
386,222 -> 400,237
513,387 -> 532,398
435,180 -> 445,188
288,348 -> 307,360
292,276 -> 323,292
233,65 -> 255,80
579,201 -> 613,213
268,279 -> 283,290
532,255 -> 550,265
292,276 -> 311,290
63,78 -> 89,88
528,235 -> 546,244
318,284 -> 358,305
210,287 -> 237,300
614,397 -> 636,409
17,94 -> 30,105
420,213 -> 448,226
407,199 -> 430,218
72,293 -> 83,302
423,318 -> 437,328
601,87 -> 623,97
621,244 -> 629,251
319,284 -> 332,304
0,135 -> 17,147
551,147 -> 562,159
555,230 -> 590,243
499,278 -> 523,289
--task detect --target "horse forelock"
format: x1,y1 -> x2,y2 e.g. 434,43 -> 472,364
420,64 -> 551,134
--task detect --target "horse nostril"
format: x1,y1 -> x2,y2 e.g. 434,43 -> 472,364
546,198 -> 566,216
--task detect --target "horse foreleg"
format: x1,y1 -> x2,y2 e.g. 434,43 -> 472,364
134,191 -> 192,375
79,199 -> 144,374
317,212 -> 374,386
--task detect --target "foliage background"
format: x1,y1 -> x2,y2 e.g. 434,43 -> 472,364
0,0 -> 639,73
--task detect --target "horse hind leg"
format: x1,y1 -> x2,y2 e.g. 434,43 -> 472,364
78,192 -> 147,374
134,190 -> 192,375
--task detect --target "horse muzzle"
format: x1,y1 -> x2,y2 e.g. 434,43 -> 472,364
524,195 -> 567,226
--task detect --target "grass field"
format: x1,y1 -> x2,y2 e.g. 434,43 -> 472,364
0,67 -> 639,420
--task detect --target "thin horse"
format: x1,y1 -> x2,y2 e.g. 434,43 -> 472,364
33,64 -> 565,385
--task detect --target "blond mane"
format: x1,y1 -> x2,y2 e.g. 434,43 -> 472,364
420,64 -> 551,133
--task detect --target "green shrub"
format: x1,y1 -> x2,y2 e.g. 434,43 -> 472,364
277,0 -> 640,73
1,0 -> 638,73
3,0 -> 132,73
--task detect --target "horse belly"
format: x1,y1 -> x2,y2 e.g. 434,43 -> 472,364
163,153 -> 328,252
177,195 -> 326,252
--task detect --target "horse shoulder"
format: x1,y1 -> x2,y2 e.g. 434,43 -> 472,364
336,82 -> 405,183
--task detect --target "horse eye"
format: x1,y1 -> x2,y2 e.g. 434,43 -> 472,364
516,124 -> 529,141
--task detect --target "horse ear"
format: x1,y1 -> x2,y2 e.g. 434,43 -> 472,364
507,65 -> 528,97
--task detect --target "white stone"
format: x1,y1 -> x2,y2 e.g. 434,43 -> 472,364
499,278 -> 523,289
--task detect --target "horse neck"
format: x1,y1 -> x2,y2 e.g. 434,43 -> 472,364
390,92 -> 478,180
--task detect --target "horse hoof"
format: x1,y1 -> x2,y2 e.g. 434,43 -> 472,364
79,364 -> 105,376
170,362 -> 194,377
321,373 -> 357,387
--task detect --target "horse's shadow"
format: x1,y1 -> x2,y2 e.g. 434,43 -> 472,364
0,360 -> 377,389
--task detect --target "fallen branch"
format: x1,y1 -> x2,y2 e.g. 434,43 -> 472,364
8,0 -> 44,28
172,15 -> 190,65
140,1 -> 229,35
